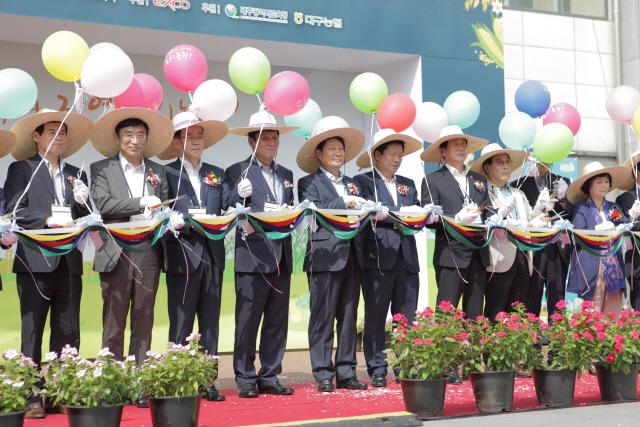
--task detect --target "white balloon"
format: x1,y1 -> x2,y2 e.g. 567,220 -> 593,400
412,102 -> 448,143
89,42 -> 123,55
192,79 -> 237,122
311,116 -> 350,137
81,49 -> 134,98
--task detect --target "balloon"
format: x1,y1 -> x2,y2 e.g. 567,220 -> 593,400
349,73 -> 388,114
443,91 -> 480,129
312,116 -> 350,136
81,48 -> 134,98
0,69 -> 38,119
633,106 -> 640,137
499,112 -> 537,150
89,42 -> 123,54
377,94 -> 417,133
228,47 -> 271,95
115,73 -> 163,110
285,99 -> 322,139
514,80 -> 551,118
542,103 -> 581,135
264,71 -> 309,116
606,85 -> 640,124
164,45 -> 208,92
41,31 -> 89,82
532,123 -> 574,163
192,79 -> 237,122
412,102 -> 449,143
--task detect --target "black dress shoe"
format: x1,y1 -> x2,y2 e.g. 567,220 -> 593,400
317,379 -> 334,392
135,396 -> 149,408
371,374 -> 387,387
258,381 -> 295,395
206,385 -> 226,401
588,365 -> 596,375
238,383 -> 259,398
447,371 -> 462,385
336,376 -> 368,390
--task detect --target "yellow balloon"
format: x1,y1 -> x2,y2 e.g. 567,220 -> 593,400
41,31 -> 89,82
634,106 -> 640,137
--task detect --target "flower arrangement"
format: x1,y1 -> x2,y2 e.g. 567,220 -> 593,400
66,175 -> 77,188
385,318 -> 393,333
283,179 -> 294,188
146,171 -> 160,188
0,349 -> 39,413
608,206 -> 623,223
347,183 -> 360,196
203,172 -> 221,187
473,180 -> 484,193
397,184 -> 408,196
590,307 -> 640,374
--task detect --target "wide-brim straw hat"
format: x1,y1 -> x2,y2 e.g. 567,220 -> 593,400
296,119 -> 365,175
420,125 -> 488,164
10,109 -> 93,161
470,143 -> 527,177
229,108 -> 298,136
0,129 -> 17,159
622,151 -> 640,170
355,128 -> 423,168
90,107 -> 174,159
157,111 -> 229,161
566,162 -> 633,204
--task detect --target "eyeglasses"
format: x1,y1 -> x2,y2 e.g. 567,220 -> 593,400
180,136 -> 205,143
122,134 -> 148,143
494,159 -> 512,167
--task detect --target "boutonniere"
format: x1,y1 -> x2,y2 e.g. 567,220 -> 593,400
397,184 -> 408,196
66,175 -> 76,188
474,180 -> 484,193
347,183 -> 360,196
146,170 -> 160,188
609,206 -> 623,222
203,172 -> 221,187
283,179 -> 293,188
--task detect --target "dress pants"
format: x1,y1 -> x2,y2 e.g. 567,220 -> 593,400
484,251 -> 530,322
434,250 -> 485,320
308,244 -> 361,382
525,244 -> 568,321
233,254 -> 290,388
630,273 -> 640,311
100,247 -> 161,363
363,249 -> 419,377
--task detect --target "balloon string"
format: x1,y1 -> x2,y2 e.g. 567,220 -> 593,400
628,125 -> 639,200
369,112 -> 379,204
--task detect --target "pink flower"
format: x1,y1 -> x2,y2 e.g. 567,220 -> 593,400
615,342 -> 624,355
393,313 -> 404,321
495,312 -> 508,321
556,301 -> 567,309
614,334 -> 625,343
631,331 -> 639,339
424,339 -> 433,345
581,301 -> 595,309
597,332 -> 606,340
550,313 -> 563,321
497,331 -> 506,337
606,352 -> 616,364
439,301 -> 452,311
459,332 -> 469,340
573,333 -> 581,340
413,338 -> 422,345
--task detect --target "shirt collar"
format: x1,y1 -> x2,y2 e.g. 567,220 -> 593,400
319,167 -> 344,183
181,158 -> 201,176
38,153 -> 65,173
445,163 -> 469,178
120,153 -> 145,171
374,167 -> 395,184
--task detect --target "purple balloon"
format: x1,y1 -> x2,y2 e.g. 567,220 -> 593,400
542,103 -> 581,136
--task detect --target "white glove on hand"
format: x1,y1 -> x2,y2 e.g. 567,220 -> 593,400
0,232 -> 19,246
629,200 -> 640,220
498,195 -> 517,218
47,216 -> 67,228
535,189 -> 551,211
169,214 -> 185,231
238,179 -> 252,198
140,196 -> 161,209
73,180 -> 89,205
455,207 -> 479,224
529,216 -> 551,229
343,195 -> 366,208
555,180 -> 568,200
372,205 -> 389,221
595,221 -> 615,231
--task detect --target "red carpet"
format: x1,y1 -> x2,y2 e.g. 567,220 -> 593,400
24,375 -> 639,427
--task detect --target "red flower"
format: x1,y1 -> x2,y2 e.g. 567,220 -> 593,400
573,333 -> 581,340
631,331 -> 639,339
497,331 -> 506,337
615,342 -> 624,354
581,301 -> 595,309
556,300 -> 567,309
439,301 -> 452,311
614,334 -> 625,343
550,313 -> 563,321
495,312 -> 508,321
393,313 -> 404,321
606,352 -> 616,364
459,332 -> 469,340
413,338 -> 422,345
597,332 -> 606,340
424,339 -> 434,345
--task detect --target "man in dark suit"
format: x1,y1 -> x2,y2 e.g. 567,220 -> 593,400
158,112 -> 229,401
296,120 -> 368,393
353,129 -> 425,387
616,154 -> 640,311
223,110 -> 297,398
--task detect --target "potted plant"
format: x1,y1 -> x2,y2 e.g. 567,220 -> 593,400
0,349 -> 39,427
42,345 -> 138,427
356,317 -> 364,352
139,334 -> 218,427
384,318 -> 393,352
386,301 -> 467,418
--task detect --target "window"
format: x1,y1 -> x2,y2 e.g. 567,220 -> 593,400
504,0 -> 608,19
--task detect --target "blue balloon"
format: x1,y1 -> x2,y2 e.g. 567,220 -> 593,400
0,69 -> 38,120
284,98 -> 322,139
515,80 -> 551,118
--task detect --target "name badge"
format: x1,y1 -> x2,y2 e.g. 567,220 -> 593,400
264,202 -> 281,212
51,204 -> 73,224
189,207 -> 206,215
130,214 -> 148,222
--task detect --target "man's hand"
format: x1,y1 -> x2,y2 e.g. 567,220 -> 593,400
73,180 -> 89,205
238,179 -> 252,198
140,196 -> 162,209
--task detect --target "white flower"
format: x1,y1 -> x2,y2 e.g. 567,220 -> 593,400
496,17 -> 504,28
125,355 -> 136,363
44,351 -> 58,361
3,379 -> 13,385
97,348 -> 114,359
76,369 -> 87,378
189,350 -> 197,356
154,354 -> 162,359
172,356 -> 178,361
93,367 -> 103,378
186,333 -> 200,342
61,345 -> 78,357
145,350 -> 156,358
12,381 -> 24,388
491,0 -> 503,15
3,349 -> 19,360
150,364 -> 157,369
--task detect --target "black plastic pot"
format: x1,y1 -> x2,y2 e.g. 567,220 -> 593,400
62,404 -> 125,427
594,363 -> 640,401
0,410 -> 27,427
399,377 -> 447,418
355,331 -> 363,352
148,394 -> 203,427
532,369 -> 576,407
468,370 -> 515,412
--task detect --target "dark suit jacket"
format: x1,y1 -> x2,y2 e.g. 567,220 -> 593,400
420,166 -> 491,269
90,155 -> 169,273
4,154 -> 89,274
163,159 -> 227,274
298,169 -> 364,273
354,170 -> 419,273
615,189 -> 640,277
223,157 -> 294,274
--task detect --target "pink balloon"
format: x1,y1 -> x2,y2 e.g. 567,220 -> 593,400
606,85 -> 640,124
264,71 -> 309,116
115,73 -> 164,110
542,103 -> 581,136
163,44 -> 208,92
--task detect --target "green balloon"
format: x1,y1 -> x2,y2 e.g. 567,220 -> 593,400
349,72 -> 388,114
228,47 -> 271,95
533,123 -> 574,163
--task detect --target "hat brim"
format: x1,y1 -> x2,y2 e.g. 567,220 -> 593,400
566,165 -> 633,204
90,108 -> 174,159
10,112 -> 93,161
419,133 -> 488,164
228,125 -> 298,136
156,120 -> 229,161
0,129 -> 17,160
622,153 -> 640,170
296,128 -> 366,175
355,134 -> 423,168
470,149 -> 528,177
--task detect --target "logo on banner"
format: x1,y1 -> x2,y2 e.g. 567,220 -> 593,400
294,12 -> 303,24
202,3 -> 220,14
153,0 -> 191,11
294,13 -> 342,28
225,4 -> 238,17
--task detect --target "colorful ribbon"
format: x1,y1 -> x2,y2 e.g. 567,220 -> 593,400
186,216 -> 238,241
314,210 -> 370,239
388,212 -> 433,236
440,216 -> 493,250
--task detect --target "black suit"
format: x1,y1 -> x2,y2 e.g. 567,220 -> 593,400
354,170 -> 420,377
616,189 -> 640,310
421,165 -> 491,320
298,169 -> 363,382
4,154 -> 89,366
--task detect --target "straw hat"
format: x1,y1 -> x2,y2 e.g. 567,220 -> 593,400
10,109 -> 93,161
622,150 -> 640,170
420,125 -> 488,164
229,107 -> 298,136
296,118 -> 365,175
566,162 -> 633,204
355,129 -> 423,168
470,143 -> 527,177
0,129 -> 17,159
90,107 -> 174,159
156,111 -> 229,161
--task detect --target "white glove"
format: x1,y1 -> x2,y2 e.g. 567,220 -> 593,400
555,180 -> 568,200
455,207 -> 479,224
343,195 -> 366,208
616,223 -> 633,232
529,216 -> 551,228
0,232 -> 19,246
595,221 -> 615,231
372,205 -> 389,221
498,195 -> 517,218
629,200 -> 640,220
535,189 -> 555,212
169,214 -> 185,231
73,180 -> 89,205
46,216 -> 67,228
140,196 -> 161,209
238,179 -> 252,198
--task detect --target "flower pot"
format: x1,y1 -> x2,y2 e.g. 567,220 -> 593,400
594,363 -> 640,401
399,378 -> 447,418
355,331 -> 363,352
148,395 -> 203,427
468,370 -> 515,412
531,369 -> 576,407
62,404 -> 125,427
0,410 -> 27,427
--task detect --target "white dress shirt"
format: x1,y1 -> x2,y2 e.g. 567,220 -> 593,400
375,167 -> 397,206
120,154 -> 146,198
257,161 -> 283,204
182,159 -> 202,206
319,167 -> 346,196
41,154 -> 66,204
445,163 -> 471,203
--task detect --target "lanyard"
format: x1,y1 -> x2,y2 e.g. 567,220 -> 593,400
49,163 -> 65,204
117,154 -> 146,198
454,174 -> 471,204
260,164 -> 280,204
